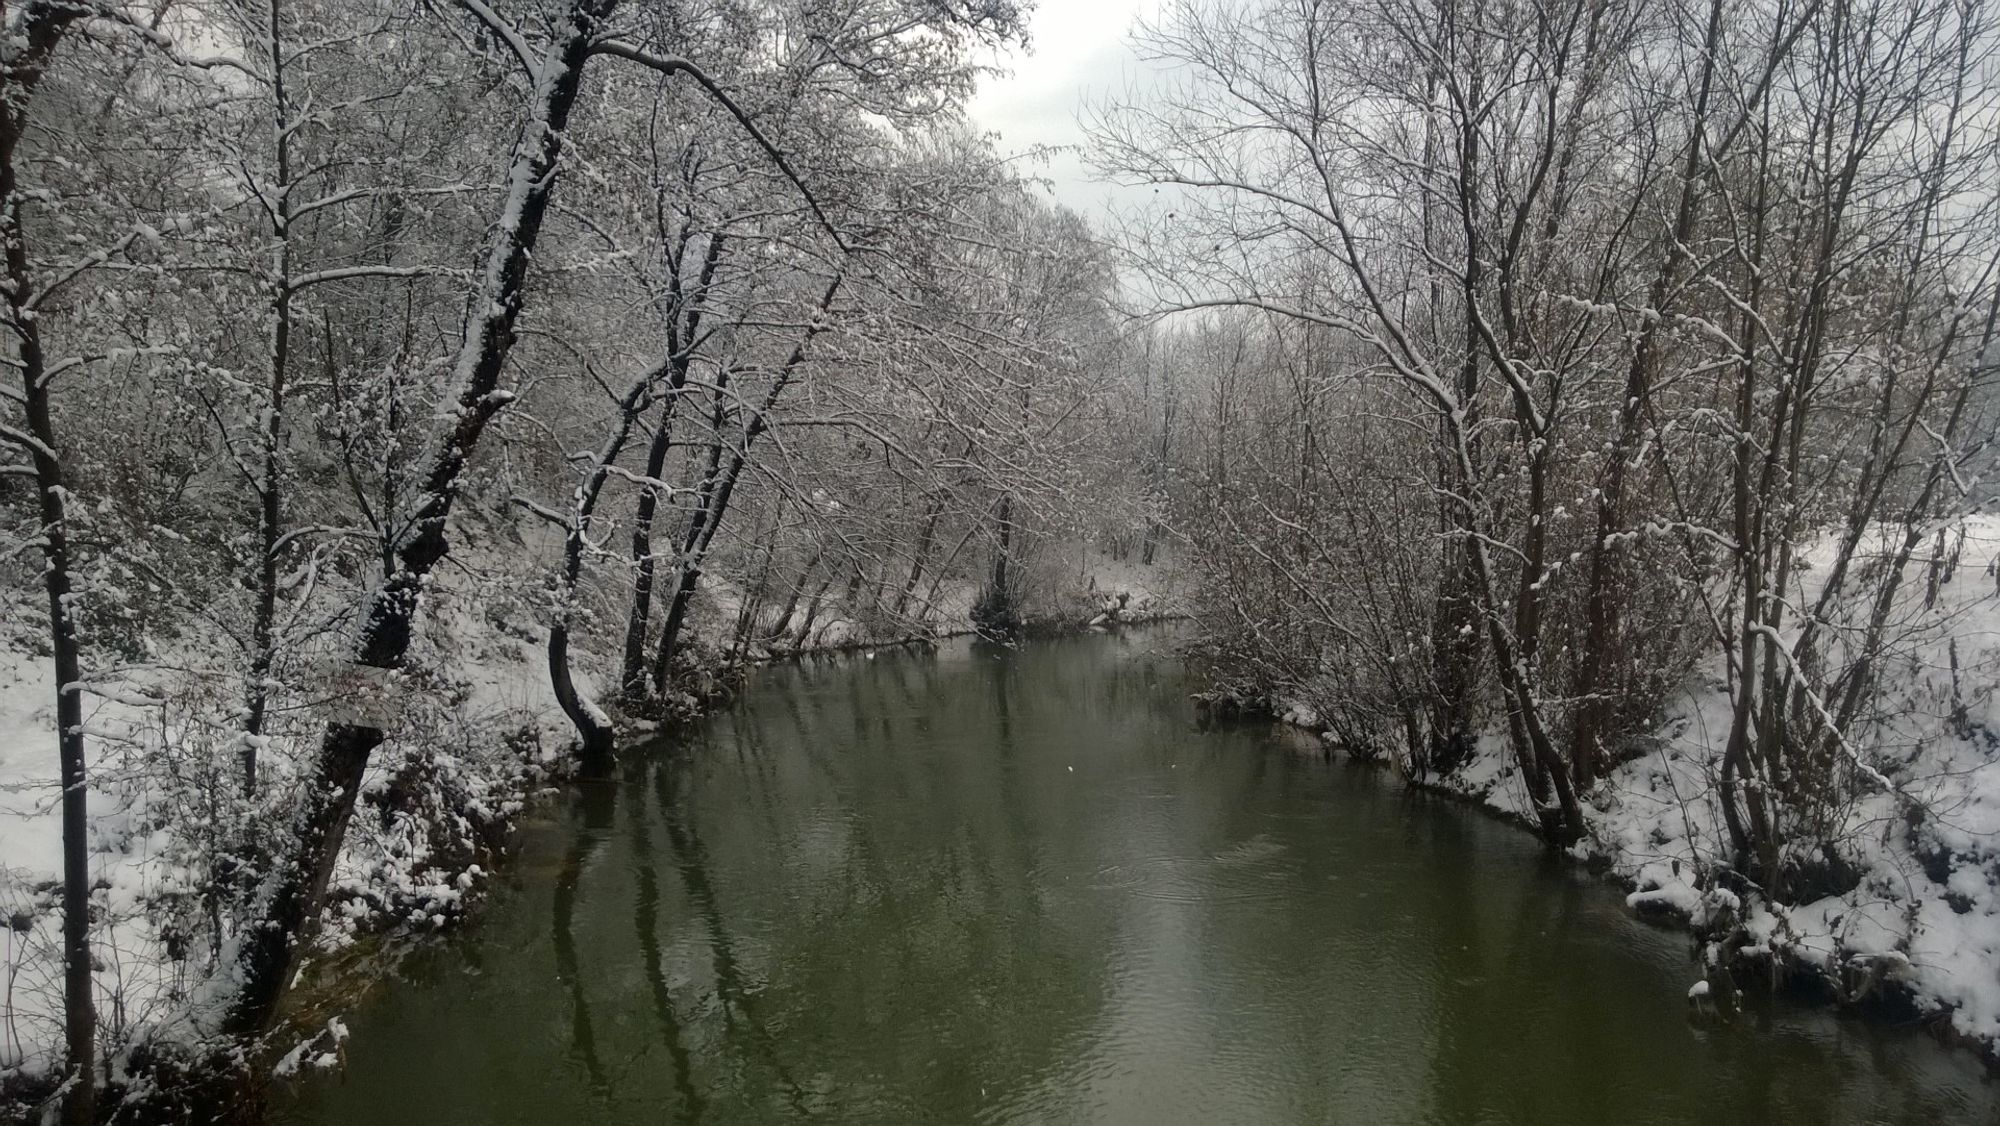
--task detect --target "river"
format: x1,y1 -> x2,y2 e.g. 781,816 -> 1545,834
283,630 -> 1997,1124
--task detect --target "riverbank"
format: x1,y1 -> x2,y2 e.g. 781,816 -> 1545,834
1273,717 -> 1998,1066
0,523 -> 1180,1111
1263,519 -> 2000,1071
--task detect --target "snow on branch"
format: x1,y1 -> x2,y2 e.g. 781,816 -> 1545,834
285,265 -> 469,293
588,38 -> 847,253
452,0 -> 541,82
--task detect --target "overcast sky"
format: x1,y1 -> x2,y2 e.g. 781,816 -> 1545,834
965,1 -> 1167,221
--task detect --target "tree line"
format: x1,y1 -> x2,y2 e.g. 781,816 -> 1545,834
1099,0 -> 1998,891
0,0 -> 1146,1118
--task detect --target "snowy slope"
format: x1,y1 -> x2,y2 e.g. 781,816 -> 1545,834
1416,517 -> 2000,1055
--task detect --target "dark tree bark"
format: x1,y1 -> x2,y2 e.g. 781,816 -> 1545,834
0,6 -> 101,1120
1573,0 -> 1740,790
649,273 -> 843,688
545,371 -> 658,763
791,571 -> 838,644
729,497 -> 784,660
971,491 -> 1018,635
242,0 -> 298,793
766,548 -> 821,641
622,229 -> 725,699
221,0 -> 620,1043
893,496 -> 942,618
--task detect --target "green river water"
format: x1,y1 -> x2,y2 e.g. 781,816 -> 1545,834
283,631 -> 1997,1124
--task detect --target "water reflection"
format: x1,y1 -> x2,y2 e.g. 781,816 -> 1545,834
286,632 -> 1998,1125
550,777 -> 613,1097
653,754 -> 815,1117
627,762 -> 699,1122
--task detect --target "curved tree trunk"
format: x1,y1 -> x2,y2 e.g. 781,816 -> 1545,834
545,372 -> 655,762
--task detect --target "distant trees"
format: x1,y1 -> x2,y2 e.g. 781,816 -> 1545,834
202,0 -> 1051,1067
490,11 -> 1128,743
1098,0 -> 2000,870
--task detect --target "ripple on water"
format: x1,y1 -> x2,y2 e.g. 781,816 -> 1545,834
1074,832 -> 1316,906
1078,853 -> 1307,905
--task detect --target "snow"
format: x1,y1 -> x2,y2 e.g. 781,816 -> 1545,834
270,1015 -> 347,1079
694,540 -> 1184,659
0,521 -> 580,1081
1,641 -> 168,1077
7,499 -> 1992,1083
1279,515 -> 2000,1059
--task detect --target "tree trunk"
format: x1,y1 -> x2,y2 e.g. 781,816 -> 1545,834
621,410 -> 675,698
221,0 -> 616,1042
792,573 -> 838,644
550,617 -> 613,762
992,493 -> 1013,596
1572,0 -> 1725,788
242,0 -> 298,794
651,274 -> 842,685
974,491 -> 1018,634
731,499 -> 784,660
0,6 -> 97,1119
650,360 -> 737,692
17,241 -> 95,1126
548,372 -> 654,764
893,497 -> 941,618
621,230 -> 724,699
766,549 -> 821,641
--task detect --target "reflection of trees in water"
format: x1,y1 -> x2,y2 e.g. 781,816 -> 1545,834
654,642 -> 1122,1118
987,649 -> 1044,921
297,636 -> 1997,1125
653,757 -> 816,1117
552,778 -> 615,1098
775,676 -> 846,794
1415,805 -> 1498,1125
1404,804 -> 1957,1126
514,642 -> 1141,1119
716,703 -> 794,848
627,757 -> 704,1124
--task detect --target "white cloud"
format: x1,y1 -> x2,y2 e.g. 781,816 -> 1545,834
967,1 -> 1168,218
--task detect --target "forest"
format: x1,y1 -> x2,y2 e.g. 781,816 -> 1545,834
2,0 -> 1998,1121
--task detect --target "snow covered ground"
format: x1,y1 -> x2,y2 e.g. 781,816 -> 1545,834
0,576 -> 577,1081
11,506 -> 1993,1088
1289,516 -> 2000,1059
